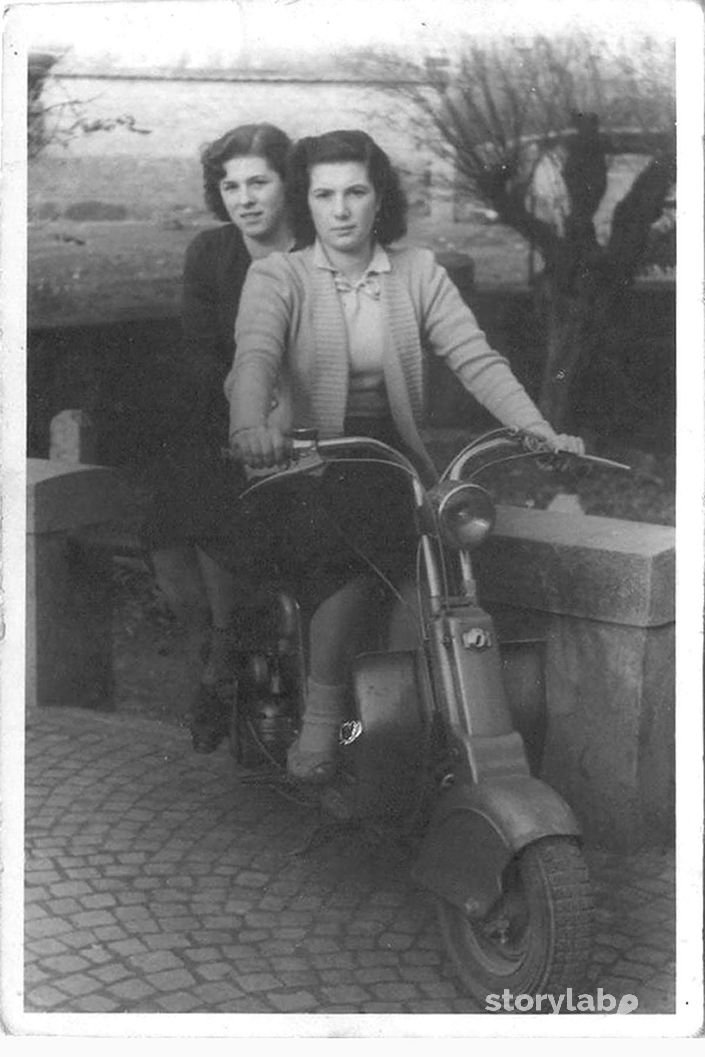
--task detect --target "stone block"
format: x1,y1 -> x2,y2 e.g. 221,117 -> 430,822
27,458 -> 134,534
540,616 -> 675,849
49,410 -> 97,464
26,458 -> 135,710
473,505 -> 675,850
475,506 -> 675,627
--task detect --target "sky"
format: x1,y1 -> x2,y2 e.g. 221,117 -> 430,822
11,0 -> 678,70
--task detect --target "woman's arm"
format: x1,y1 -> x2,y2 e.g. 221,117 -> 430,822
181,230 -> 234,371
226,254 -> 293,468
417,252 -> 583,452
152,232 -> 232,452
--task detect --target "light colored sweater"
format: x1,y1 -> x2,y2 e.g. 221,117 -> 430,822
225,243 -> 548,479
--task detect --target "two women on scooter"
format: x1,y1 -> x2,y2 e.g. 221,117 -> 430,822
227,128 -> 585,785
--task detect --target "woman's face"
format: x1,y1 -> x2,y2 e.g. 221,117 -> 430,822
307,161 -> 379,257
218,155 -> 286,241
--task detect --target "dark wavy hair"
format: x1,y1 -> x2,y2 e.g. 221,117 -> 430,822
200,123 -> 292,222
286,129 -> 408,246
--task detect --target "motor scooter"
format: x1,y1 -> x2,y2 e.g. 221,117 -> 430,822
222,426 -> 629,1002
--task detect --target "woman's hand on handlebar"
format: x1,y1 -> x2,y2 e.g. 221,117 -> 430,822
229,425 -> 291,470
525,422 -> 586,456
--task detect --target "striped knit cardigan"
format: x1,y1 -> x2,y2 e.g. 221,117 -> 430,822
225,243 -> 548,481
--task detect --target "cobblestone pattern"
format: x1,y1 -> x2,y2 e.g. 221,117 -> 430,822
22,709 -> 675,1017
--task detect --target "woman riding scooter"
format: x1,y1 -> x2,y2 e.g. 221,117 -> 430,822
226,128 -> 585,785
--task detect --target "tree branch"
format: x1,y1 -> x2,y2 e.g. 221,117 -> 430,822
606,151 -> 676,277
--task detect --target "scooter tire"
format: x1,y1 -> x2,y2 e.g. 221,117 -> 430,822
436,835 -> 593,1006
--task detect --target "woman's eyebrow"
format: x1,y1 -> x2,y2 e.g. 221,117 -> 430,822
311,182 -> 370,192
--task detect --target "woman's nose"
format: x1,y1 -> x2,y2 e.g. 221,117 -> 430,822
333,195 -> 349,217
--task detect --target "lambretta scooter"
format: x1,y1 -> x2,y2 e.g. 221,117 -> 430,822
222,426 -> 628,1001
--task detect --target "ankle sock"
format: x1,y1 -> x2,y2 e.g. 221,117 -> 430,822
294,679 -> 348,757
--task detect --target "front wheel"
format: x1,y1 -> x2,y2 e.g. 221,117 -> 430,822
437,836 -> 593,1006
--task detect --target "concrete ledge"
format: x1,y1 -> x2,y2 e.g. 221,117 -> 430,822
475,506 -> 675,627
27,458 -> 135,534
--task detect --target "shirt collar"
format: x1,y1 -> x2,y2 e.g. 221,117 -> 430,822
313,240 -> 391,278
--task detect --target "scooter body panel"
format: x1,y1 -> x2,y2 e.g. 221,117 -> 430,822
340,650 -> 429,820
431,608 -> 513,735
411,775 -> 582,918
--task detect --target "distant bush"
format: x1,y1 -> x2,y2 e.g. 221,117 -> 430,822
36,201 -> 62,221
64,201 -> 128,222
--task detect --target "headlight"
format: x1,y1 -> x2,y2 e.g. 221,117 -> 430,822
434,482 -> 495,551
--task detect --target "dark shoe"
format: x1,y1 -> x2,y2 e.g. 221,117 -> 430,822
190,684 -> 231,753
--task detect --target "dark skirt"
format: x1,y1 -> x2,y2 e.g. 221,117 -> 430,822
201,418 -> 419,604
143,439 -> 247,550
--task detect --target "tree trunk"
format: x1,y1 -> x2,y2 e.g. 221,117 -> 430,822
534,144 -> 674,432
537,280 -> 598,430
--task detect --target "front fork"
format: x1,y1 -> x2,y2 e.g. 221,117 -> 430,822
413,602 -> 581,918
427,603 -> 531,784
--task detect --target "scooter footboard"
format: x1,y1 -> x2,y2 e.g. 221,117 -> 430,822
411,775 -> 581,918
340,650 -> 428,820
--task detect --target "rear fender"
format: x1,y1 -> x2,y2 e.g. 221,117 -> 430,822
411,775 -> 581,918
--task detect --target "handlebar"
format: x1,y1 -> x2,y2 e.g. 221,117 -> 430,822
223,427 -> 631,498
442,428 -> 631,483
224,431 -> 425,502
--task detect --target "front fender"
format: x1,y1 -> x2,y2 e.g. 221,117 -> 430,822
411,775 -> 581,917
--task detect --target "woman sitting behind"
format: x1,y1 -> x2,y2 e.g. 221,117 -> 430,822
144,122 -> 294,753
226,129 -> 584,783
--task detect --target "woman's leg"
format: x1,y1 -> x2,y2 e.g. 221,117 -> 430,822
195,545 -> 240,682
175,544 -> 243,753
151,544 -> 211,716
288,575 -> 375,781
151,544 -> 209,626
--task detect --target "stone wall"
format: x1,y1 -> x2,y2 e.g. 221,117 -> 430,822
475,507 -> 675,851
25,459 -> 137,711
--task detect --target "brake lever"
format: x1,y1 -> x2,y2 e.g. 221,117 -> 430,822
221,445 -> 326,499
541,451 -> 632,474
260,448 -> 326,480
516,435 -> 631,473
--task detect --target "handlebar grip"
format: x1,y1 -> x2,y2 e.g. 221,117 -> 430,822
288,428 -> 319,443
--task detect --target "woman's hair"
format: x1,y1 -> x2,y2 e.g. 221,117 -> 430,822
200,123 -> 292,222
286,129 -> 408,246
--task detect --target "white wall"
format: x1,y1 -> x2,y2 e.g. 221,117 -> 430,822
42,75 -> 428,168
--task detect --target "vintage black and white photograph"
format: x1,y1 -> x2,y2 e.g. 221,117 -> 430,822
2,0 -> 702,1039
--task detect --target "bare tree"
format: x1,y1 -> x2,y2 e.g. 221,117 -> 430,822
28,51 -> 150,161
350,31 -> 675,429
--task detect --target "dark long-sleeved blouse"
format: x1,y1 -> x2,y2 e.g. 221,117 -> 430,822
144,224 -> 250,547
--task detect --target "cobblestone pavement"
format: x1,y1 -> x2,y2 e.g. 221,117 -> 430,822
19,707 -> 676,1021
